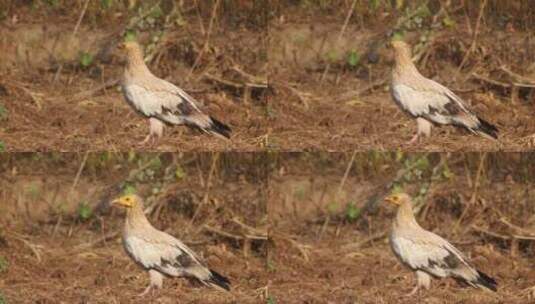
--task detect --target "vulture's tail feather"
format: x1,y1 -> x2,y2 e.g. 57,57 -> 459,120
475,270 -> 497,292
207,116 -> 231,140
206,269 -> 231,291
476,116 -> 498,140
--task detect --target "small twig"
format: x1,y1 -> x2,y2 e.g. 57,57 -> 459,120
8,233 -> 44,263
70,152 -> 89,194
471,225 -> 535,241
499,65 -> 535,84
187,0 -> 221,80
53,0 -> 90,82
231,217 -> 268,240
472,72 -> 535,89
76,231 -> 121,249
319,0 -> 358,82
272,233 -> 312,262
333,79 -> 388,103
203,224 -> 243,240
341,231 -> 387,251
190,153 -> 219,224
272,81 -> 314,109
455,153 -> 487,231
337,151 -> 357,197
65,78 -> 120,103
456,0 -> 487,77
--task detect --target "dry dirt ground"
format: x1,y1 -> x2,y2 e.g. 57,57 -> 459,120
0,154 -> 268,303
268,6 -> 535,151
0,3 -> 269,152
1,231 -> 266,304
268,155 -> 535,303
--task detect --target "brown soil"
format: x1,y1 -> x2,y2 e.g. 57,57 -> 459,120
268,5 -> 535,151
0,2 -> 269,152
268,153 -> 535,303
0,153 -> 268,303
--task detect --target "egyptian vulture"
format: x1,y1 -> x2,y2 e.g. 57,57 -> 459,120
390,40 -> 498,144
119,41 -> 231,145
111,194 -> 231,296
385,193 -> 497,295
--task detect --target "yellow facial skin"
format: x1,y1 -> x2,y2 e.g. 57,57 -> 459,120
384,193 -> 403,205
111,194 -> 137,208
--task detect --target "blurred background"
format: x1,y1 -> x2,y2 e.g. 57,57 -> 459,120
0,0 -> 269,151
0,152 -> 268,303
268,0 -> 535,150
269,152 -> 535,303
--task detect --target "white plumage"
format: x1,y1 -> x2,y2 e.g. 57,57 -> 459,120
112,194 -> 230,296
390,40 -> 498,144
386,193 -> 497,296
120,41 -> 231,144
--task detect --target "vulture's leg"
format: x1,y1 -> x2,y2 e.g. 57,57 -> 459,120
138,270 -> 164,297
408,117 -> 431,144
416,117 -> 432,138
140,118 -> 164,145
406,271 -> 431,296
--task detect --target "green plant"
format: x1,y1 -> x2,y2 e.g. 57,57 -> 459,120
44,0 -> 59,7
326,50 -> 340,63
0,292 -> 5,304
327,201 -> 339,215
100,0 -> 113,9
0,256 -> 8,273
345,202 -> 361,222
26,183 -> 40,200
369,0 -> 381,11
123,184 -> 137,195
78,202 -> 92,221
175,165 -> 186,180
124,30 -> 137,42
79,52 -> 93,68
294,187 -> 306,201
267,260 -> 276,272
347,50 -> 360,67
267,296 -> 277,304
0,141 -> 4,152
0,104 -> 7,121
442,16 -> 456,28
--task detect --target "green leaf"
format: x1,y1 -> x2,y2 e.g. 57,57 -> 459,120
345,202 -> 361,222
347,50 -> 360,67
0,141 -> 5,152
392,31 -> 405,42
442,16 -> 456,28
149,157 -> 162,170
0,256 -> 8,273
0,104 -> 8,121
267,296 -> 277,304
267,260 -> 276,272
415,3 -> 431,18
123,184 -> 137,195
78,202 -> 92,221
327,201 -> 339,215
124,30 -> 137,42
79,52 -> 93,68
175,166 -> 186,180
294,187 -> 306,201
326,50 -> 340,63
442,163 -> 453,179
100,0 -> 113,9
413,156 -> 429,171
0,292 -> 5,304
391,184 -> 403,194
150,4 -> 163,18
369,0 -> 380,10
